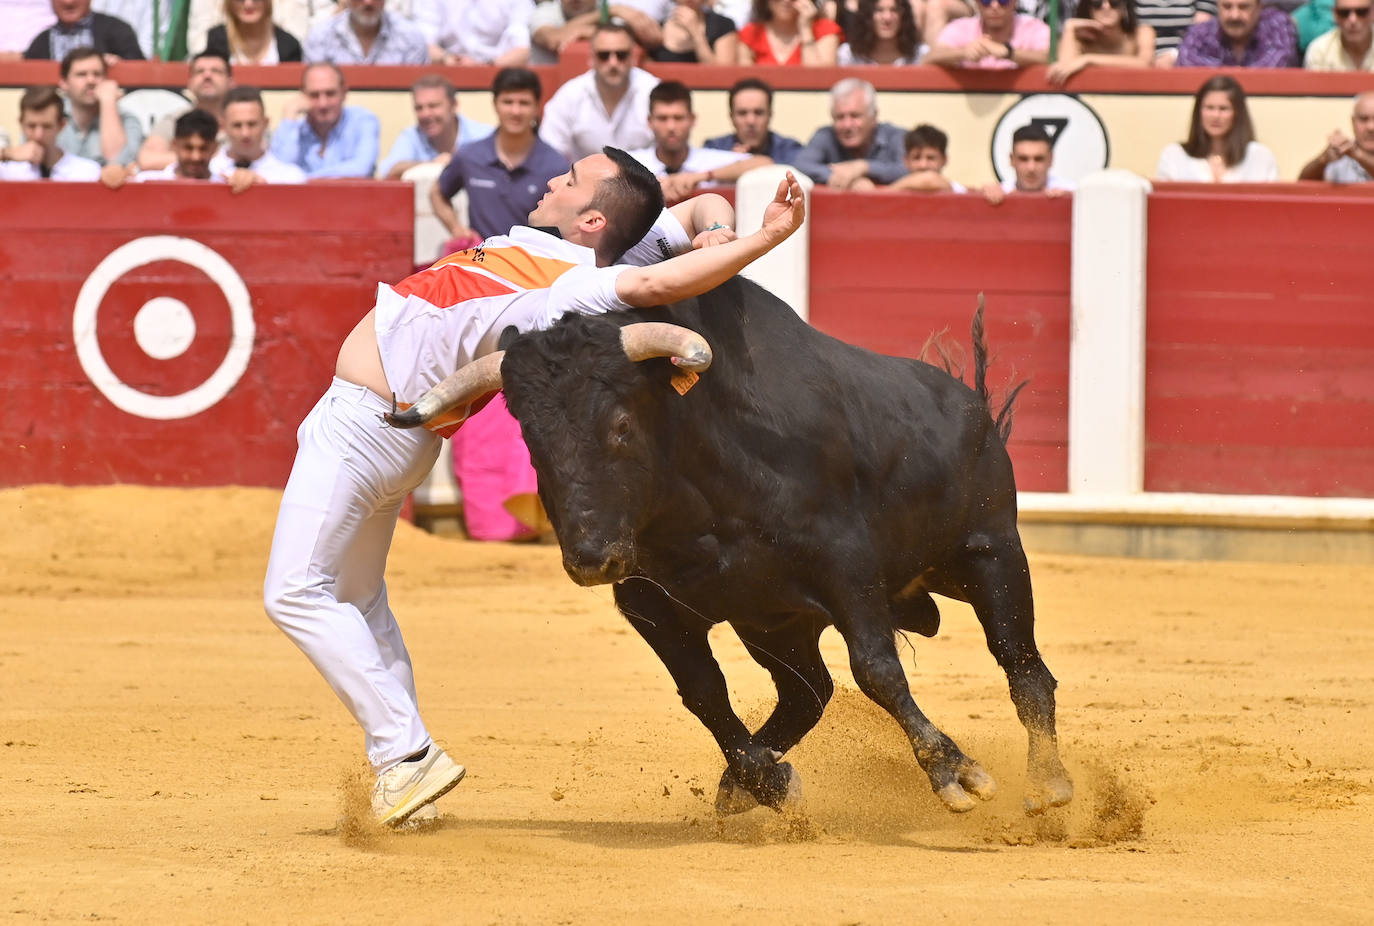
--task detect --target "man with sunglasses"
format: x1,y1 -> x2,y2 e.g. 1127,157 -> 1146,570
1177,0 -> 1297,66
539,20 -> 658,162
925,0 -> 1050,68
1304,0 -> 1374,68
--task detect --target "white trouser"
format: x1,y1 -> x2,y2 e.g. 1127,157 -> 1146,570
263,377 -> 443,772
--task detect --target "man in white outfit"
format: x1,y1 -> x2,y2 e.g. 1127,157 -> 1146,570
538,20 -> 658,162
0,85 -> 101,181
262,147 -> 806,828
208,85 -> 307,192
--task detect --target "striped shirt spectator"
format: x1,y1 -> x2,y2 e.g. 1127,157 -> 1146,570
303,0 -> 428,64
1133,0 -> 1216,52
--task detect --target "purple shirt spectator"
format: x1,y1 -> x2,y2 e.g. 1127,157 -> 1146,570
435,134 -> 570,240
1177,6 -> 1299,66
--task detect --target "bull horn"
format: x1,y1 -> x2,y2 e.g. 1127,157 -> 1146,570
383,350 -> 505,429
620,323 -> 712,373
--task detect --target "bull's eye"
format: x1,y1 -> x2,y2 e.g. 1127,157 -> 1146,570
609,411 -> 632,446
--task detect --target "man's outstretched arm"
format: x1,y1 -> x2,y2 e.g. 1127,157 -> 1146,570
615,172 -> 805,308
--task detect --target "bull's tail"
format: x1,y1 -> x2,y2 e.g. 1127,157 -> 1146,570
971,294 -> 1027,446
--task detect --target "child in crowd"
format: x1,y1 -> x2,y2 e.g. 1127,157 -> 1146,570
889,123 -> 967,193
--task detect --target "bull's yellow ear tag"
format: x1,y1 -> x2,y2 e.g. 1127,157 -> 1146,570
670,370 -> 699,396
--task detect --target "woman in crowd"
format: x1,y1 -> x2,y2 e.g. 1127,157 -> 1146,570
205,0 -> 303,65
837,0 -> 923,64
1156,75 -> 1278,182
738,0 -> 844,65
1047,0 -> 1155,85
652,0 -> 740,63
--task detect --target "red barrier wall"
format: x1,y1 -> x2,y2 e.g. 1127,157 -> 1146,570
807,189 -> 1072,493
1145,185 -> 1374,497
1,182 -> 414,488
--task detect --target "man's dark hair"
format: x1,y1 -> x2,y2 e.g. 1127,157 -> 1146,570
191,49 -> 233,76
1012,124 -> 1052,147
727,77 -> 773,111
592,20 -> 634,43
1182,74 -> 1254,166
19,85 -> 64,120
905,124 -> 948,156
493,67 -> 542,101
412,74 -> 456,99
223,85 -> 266,109
648,80 -> 692,113
588,146 -> 665,265
1072,0 -> 1139,32
60,46 -> 103,80
174,108 -> 220,143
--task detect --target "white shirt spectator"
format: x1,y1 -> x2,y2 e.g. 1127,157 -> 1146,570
1155,141 -> 1279,182
0,151 -> 102,181
412,0 -> 535,61
1,0 -> 54,52
627,144 -> 751,184
208,149 -> 308,183
538,66 -> 658,162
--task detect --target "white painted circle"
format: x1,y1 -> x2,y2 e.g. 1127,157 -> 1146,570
990,93 -> 1110,185
73,236 -> 254,421
133,297 -> 197,360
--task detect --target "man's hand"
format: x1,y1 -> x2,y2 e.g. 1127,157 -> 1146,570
1325,131 -> 1354,163
99,163 -> 129,189
224,168 -> 263,194
827,159 -> 868,189
759,170 -> 805,243
7,140 -> 43,165
981,182 -> 1006,205
660,172 -> 701,205
691,224 -> 737,249
95,79 -> 122,107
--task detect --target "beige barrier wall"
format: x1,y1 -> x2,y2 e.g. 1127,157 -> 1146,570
2,82 -> 1362,187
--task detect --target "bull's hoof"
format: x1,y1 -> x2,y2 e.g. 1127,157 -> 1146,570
714,770 -> 760,815
958,762 -> 997,801
714,762 -> 803,815
1023,775 -> 1075,815
936,781 -> 977,813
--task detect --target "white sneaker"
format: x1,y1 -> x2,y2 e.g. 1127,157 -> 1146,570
373,746 -> 466,828
394,802 -> 440,830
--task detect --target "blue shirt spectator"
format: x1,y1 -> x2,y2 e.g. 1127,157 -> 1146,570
435,133 -> 569,239
378,118 -> 494,179
705,131 -> 803,165
272,106 -> 380,178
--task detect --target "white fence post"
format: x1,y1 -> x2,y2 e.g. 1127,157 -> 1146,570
1068,169 -> 1152,495
733,165 -> 813,322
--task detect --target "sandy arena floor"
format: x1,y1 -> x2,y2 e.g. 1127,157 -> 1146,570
2,485 -> 1372,924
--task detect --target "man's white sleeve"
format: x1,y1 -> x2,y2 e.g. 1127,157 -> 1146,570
617,207 -> 692,267
545,265 -> 633,324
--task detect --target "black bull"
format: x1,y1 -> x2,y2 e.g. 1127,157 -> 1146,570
390,276 -> 1073,816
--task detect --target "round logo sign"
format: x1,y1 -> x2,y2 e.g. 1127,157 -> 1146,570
990,93 -> 1110,184
73,236 -> 254,420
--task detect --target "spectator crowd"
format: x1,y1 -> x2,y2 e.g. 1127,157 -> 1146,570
2,0 -> 1371,195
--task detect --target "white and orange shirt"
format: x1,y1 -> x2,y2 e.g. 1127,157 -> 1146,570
374,210 -> 690,434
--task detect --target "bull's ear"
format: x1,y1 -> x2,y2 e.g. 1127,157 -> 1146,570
497,325 -> 520,351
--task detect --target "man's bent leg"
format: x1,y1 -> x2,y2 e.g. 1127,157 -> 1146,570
263,379 -> 442,771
